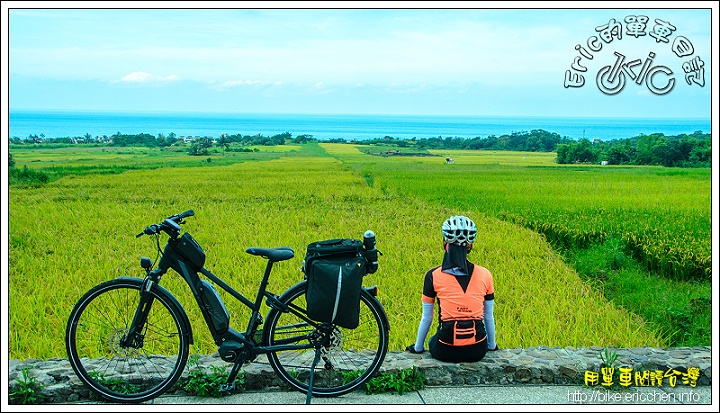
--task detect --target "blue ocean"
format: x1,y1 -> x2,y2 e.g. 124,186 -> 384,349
7,110 -> 712,142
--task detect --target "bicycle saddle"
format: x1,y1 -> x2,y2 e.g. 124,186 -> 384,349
245,246 -> 295,262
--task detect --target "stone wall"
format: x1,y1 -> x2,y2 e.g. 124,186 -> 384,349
7,346 -> 712,404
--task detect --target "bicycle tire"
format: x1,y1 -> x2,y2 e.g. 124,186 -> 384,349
65,278 -> 191,403
264,281 -> 389,397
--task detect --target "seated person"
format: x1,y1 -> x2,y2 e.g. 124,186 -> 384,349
406,215 -> 498,362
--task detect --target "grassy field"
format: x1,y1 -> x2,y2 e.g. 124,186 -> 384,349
7,143 -> 711,360
8,144 -> 292,183
339,146 -> 711,280
327,143 -> 712,346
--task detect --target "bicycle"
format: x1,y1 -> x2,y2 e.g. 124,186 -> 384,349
65,210 -> 390,403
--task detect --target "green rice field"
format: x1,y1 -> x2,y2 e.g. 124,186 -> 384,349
7,142 -> 711,360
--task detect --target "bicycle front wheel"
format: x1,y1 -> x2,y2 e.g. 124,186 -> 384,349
264,281 -> 389,397
65,278 -> 191,403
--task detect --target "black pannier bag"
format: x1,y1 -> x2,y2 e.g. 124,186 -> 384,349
303,238 -> 368,329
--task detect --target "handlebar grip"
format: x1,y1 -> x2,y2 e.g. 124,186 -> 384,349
168,209 -> 195,223
137,210 -> 192,238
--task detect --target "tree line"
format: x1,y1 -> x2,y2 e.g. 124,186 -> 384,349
555,131 -> 710,167
357,129 -> 572,152
355,129 -> 710,167
11,131 -> 310,156
11,128 -> 711,167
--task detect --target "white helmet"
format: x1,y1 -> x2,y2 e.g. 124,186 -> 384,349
442,215 -> 477,245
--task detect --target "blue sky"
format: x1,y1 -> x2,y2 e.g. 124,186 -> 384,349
3,3 -> 716,119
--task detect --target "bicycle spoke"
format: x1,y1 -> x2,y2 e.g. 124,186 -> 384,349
66,279 -> 189,403
264,283 -> 388,397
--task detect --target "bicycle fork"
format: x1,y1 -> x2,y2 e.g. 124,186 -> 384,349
121,276 -> 157,349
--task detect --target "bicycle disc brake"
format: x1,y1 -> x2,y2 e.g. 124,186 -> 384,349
110,328 -> 141,357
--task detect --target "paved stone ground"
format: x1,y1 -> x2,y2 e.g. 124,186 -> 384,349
7,346 -> 712,404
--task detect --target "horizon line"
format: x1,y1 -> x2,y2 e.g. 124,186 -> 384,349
8,109 -> 713,121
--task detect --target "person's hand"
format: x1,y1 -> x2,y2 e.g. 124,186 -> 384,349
405,344 -> 424,354
488,345 -> 500,351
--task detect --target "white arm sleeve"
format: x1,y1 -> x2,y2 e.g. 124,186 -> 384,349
483,299 -> 497,349
413,301 -> 434,352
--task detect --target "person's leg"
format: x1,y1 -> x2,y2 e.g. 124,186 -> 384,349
430,334 -> 464,362
464,340 -> 488,362
428,334 -> 454,361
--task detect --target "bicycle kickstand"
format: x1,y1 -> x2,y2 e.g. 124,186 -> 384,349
220,360 -> 244,395
305,347 -> 322,404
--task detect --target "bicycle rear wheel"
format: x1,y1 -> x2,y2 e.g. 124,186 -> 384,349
264,281 -> 389,397
65,278 -> 190,403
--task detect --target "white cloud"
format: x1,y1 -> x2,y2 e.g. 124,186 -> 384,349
119,72 -> 153,82
213,80 -> 282,90
116,72 -> 180,84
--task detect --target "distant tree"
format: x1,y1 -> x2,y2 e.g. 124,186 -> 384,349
269,132 -> 291,145
165,132 -> 179,146
555,143 -> 570,164
218,134 -> 230,152
652,139 -> 687,167
555,139 -> 599,164
605,143 -> 635,165
688,139 -> 711,165
634,134 -> 663,165
293,134 -> 315,144
188,137 -> 213,156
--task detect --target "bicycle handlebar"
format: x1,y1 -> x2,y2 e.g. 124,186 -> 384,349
168,209 -> 195,222
136,209 -> 195,238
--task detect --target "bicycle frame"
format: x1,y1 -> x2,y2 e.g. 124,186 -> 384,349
125,233 -> 323,365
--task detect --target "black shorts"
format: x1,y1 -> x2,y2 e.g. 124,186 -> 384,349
428,333 -> 488,363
